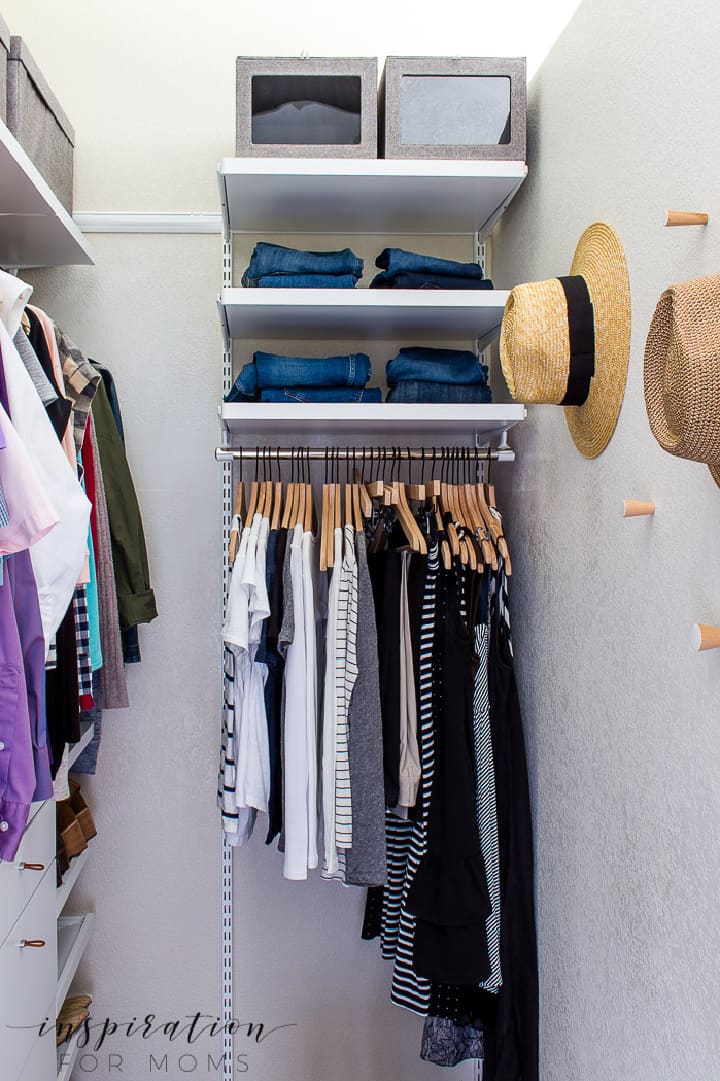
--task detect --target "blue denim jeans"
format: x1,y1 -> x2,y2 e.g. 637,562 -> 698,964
224,351 -> 372,402
371,270 -> 494,290
261,387 -> 382,403
386,347 -> 489,387
242,241 -> 363,285
374,247 -> 486,279
251,273 -> 360,289
386,381 -> 493,404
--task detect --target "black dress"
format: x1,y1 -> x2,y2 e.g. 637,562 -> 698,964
421,574 -> 538,1081
405,566 -> 491,985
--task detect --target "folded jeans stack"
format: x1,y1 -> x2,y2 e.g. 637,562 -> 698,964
385,347 -> 492,403
241,242 -> 363,289
370,248 -> 494,290
225,350 -> 382,404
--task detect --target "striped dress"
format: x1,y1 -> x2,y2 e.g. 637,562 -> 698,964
389,542 -> 439,1014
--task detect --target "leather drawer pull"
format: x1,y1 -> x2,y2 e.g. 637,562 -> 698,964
17,939 -> 46,948
18,862 -> 44,871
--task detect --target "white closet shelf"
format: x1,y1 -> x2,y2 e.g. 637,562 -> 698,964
0,119 -> 94,268
219,402 -> 526,443
219,288 -> 509,344
56,913 -> 94,1012
219,157 -> 527,236
55,849 -> 90,918
67,721 -> 94,771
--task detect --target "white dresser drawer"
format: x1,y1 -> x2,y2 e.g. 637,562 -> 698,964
0,799 -> 55,947
15,1004 -> 57,1081
0,862 -> 57,1080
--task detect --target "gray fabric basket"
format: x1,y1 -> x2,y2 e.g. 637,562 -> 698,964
7,36 -> 75,210
236,57 -> 377,158
0,14 -> 10,123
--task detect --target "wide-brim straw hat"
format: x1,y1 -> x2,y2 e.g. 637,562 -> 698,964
644,274 -> 720,487
500,222 -> 631,459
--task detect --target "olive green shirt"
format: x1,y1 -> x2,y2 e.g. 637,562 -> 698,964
91,380 -> 158,630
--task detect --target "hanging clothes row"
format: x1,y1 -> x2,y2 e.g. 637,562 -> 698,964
217,446 -> 537,1080
0,268 -> 158,864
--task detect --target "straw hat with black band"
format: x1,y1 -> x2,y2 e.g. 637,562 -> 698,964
644,274 -> 720,487
499,222 -> 631,459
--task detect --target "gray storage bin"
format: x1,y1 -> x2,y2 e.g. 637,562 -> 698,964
236,57 -> 378,158
379,57 -> 526,162
0,14 -> 10,123
7,36 -> 74,210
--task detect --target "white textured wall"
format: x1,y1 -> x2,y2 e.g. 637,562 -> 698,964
491,0 -> 720,1078
0,1 -> 589,1079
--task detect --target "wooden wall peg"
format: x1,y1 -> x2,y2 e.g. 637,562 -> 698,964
665,210 -> 709,227
622,500 -> 655,517
691,624 -> 720,651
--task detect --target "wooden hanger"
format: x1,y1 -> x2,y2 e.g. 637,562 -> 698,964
281,449 -> 295,530
348,451 -> 366,532
330,449 -> 342,565
439,479 -> 461,559
484,482 -> 511,574
426,451 -> 451,570
271,481 -> 282,531
406,448 -> 424,502
352,482 -> 364,532
228,478 -> 245,564
245,448 -> 261,524
367,447 -> 387,501
473,471 -> 499,570
396,481 -> 427,553
457,451 -> 485,574
320,449 -> 332,571
303,479 -> 313,534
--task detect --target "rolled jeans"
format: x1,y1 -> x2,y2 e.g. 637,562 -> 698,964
371,271 -> 494,290
224,351 -> 372,401
386,382 -> 493,404
386,347 -> 489,387
374,247 -> 485,279
260,387 -> 382,403
242,241 -> 363,285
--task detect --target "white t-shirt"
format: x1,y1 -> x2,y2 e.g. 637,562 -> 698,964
302,530 -> 321,872
222,513 -> 271,839
282,523 -> 309,879
0,283 -> 90,651
321,527 -> 343,877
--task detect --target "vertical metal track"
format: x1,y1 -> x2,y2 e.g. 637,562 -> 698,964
221,228 -> 235,1081
474,231 -> 489,371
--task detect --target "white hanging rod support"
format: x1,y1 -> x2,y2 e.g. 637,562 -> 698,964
73,212 -> 223,234
215,445 -> 514,463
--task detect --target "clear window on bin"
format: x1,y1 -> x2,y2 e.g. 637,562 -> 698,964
400,75 -> 511,146
251,75 -> 363,145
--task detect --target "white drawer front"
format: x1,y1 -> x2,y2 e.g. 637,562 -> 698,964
16,1007 -> 57,1081
0,800 -> 55,947
0,863 -> 57,1081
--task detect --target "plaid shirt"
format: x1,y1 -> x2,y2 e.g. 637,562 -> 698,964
55,327 -> 100,455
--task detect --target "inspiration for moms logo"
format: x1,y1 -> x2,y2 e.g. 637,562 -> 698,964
20,1010 -> 298,1076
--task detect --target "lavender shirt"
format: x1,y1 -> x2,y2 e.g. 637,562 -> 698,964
0,342 -> 53,859
0,567 -> 35,860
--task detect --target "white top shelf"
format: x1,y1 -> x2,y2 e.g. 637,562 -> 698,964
0,119 -> 94,268
219,157 -> 527,236
220,288 -> 509,345
220,402 -> 526,444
